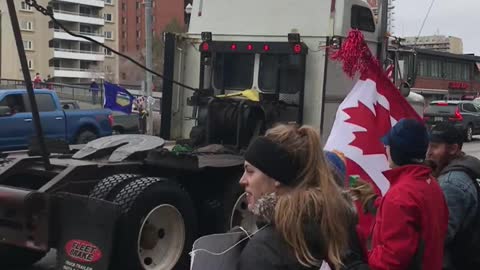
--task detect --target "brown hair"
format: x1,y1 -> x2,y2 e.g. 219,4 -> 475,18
265,124 -> 351,269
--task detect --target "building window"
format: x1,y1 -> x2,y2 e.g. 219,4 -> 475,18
136,30 -> 141,39
121,45 -> 126,52
445,62 -> 470,81
121,72 -> 127,80
351,5 -> 376,32
136,2 -> 141,9
122,2 -> 126,10
136,44 -> 140,50
104,13 -> 113,22
23,40 -> 33,50
20,1 -> 33,11
28,59 -> 34,70
122,17 -> 127,24
104,48 -> 113,56
122,31 -> 126,39
20,21 -> 33,31
418,58 -> 443,79
104,31 -> 113,40
105,0 -> 113,5
136,16 -> 141,24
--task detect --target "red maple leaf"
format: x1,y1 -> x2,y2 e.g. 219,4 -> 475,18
343,101 -> 391,155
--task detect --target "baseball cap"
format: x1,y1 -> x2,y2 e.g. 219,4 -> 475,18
381,119 -> 429,166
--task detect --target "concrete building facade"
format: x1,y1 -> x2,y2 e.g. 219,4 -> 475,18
403,35 -> 464,55
0,0 -> 119,84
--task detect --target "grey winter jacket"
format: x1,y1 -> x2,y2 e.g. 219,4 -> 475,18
438,155 -> 480,270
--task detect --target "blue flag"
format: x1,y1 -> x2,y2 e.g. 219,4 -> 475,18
103,81 -> 135,114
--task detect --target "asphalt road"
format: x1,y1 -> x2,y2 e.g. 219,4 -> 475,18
20,137 -> 480,270
463,136 -> 480,159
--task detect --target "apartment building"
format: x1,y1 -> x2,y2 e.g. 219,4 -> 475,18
118,0 -> 185,85
403,35 -> 464,55
0,0 -> 119,84
367,0 -> 396,32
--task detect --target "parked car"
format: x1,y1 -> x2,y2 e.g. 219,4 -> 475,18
0,89 -> 113,151
424,100 -> 480,142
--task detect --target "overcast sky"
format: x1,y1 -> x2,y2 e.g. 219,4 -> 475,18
393,0 -> 479,55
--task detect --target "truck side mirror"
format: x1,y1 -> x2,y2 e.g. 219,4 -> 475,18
0,106 -> 11,117
400,81 -> 411,97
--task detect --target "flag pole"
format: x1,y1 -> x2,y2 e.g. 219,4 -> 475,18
144,0 -> 154,135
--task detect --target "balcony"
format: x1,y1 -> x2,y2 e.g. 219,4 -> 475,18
53,67 -> 104,79
55,0 -> 104,8
53,48 -> 105,61
53,10 -> 104,25
53,29 -> 105,43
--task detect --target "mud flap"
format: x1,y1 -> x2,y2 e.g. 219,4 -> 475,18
53,193 -> 120,270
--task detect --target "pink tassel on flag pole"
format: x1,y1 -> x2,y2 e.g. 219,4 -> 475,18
330,30 -> 380,79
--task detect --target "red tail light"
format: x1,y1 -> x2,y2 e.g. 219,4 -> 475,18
293,44 -> 302,54
108,114 -> 114,127
435,102 -> 448,106
201,42 -> 209,52
449,107 -> 463,122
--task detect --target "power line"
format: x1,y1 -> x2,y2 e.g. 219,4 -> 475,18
414,0 -> 437,45
25,0 -> 198,92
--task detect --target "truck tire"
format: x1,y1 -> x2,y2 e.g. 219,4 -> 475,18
89,174 -> 141,201
111,177 -> 197,270
75,130 -> 97,144
0,244 -> 47,268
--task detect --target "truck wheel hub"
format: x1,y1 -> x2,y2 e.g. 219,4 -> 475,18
137,204 -> 185,270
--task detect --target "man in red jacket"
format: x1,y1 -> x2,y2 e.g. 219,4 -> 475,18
368,119 -> 448,270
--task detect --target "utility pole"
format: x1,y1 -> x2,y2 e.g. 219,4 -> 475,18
377,0 -> 389,67
144,0 -> 154,135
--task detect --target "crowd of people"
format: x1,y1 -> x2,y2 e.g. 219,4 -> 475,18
230,119 -> 480,270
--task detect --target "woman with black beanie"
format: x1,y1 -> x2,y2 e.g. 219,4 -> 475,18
237,124 -> 354,270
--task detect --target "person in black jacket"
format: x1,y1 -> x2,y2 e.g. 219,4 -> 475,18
238,124 -> 355,270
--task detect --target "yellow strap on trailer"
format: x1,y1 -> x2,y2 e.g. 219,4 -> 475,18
216,89 -> 260,102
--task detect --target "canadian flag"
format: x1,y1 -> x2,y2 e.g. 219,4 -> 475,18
324,30 -> 422,195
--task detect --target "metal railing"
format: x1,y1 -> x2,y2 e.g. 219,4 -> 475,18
0,79 -> 163,110
54,29 -> 105,37
53,67 -> 99,72
0,79 -> 104,107
53,9 -> 103,19
54,48 -> 104,55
